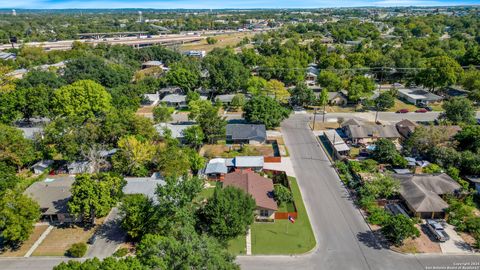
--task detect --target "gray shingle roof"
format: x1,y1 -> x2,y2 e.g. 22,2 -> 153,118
204,158 -> 229,174
226,124 -> 266,142
344,123 -> 401,139
24,176 -> 74,215
393,173 -> 460,213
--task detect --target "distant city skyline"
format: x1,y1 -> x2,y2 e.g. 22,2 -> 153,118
0,0 -> 479,9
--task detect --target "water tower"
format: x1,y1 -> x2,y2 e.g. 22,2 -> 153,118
12,9 -> 16,16
138,11 -> 143,23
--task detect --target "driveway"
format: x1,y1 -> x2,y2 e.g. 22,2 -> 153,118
264,157 -> 296,178
440,224 -> 472,254
86,207 -> 126,259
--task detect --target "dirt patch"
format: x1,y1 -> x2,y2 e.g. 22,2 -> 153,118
180,32 -> 254,52
136,106 -> 154,118
310,122 -> 340,131
459,232 -> 476,247
200,144 -> 274,159
0,225 -> 49,257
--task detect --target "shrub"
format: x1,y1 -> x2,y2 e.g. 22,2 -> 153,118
423,163 -> 442,174
113,248 -> 129,257
381,215 -> 420,246
274,184 -> 293,205
367,207 -> 391,226
66,242 -> 87,258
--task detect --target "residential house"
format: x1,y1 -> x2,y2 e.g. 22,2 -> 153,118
141,60 -> 168,71
327,91 -> 348,106
232,156 -> 264,171
226,124 -> 267,145
397,88 -> 443,105
215,94 -> 236,105
396,119 -> 418,138
155,123 -> 195,142
123,172 -> 165,202
305,64 -> 319,86
184,50 -> 206,58
142,92 -> 161,106
31,160 -> 54,175
204,158 -> 232,180
158,87 -> 183,98
465,176 -> 480,194
323,129 -> 350,158
161,94 -> 207,108
393,173 -> 461,219
24,176 -> 79,224
223,170 -> 278,219
341,119 -> 401,144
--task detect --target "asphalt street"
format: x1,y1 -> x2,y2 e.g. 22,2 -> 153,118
86,207 -> 126,259
237,114 -> 480,270
313,111 -> 480,123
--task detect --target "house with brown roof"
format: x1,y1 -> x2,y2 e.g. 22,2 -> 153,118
223,170 -> 278,219
341,118 -> 401,144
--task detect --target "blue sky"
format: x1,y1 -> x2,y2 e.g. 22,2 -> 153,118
0,0 -> 478,9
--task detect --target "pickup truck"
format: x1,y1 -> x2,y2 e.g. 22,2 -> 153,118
426,219 -> 449,242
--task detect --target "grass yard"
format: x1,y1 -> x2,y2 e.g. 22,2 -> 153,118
387,99 -> 419,112
180,32 -> 254,52
0,225 -> 49,257
251,177 -> 315,255
227,234 -> 246,255
194,186 -> 215,203
32,221 -> 103,256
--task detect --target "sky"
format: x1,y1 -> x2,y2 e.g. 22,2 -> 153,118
0,0 -> 478,9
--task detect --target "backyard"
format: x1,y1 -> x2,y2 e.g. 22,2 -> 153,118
251,177 -> 316,255
200,143 -> 275,159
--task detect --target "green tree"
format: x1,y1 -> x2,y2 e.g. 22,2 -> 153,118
374,91 -> 395,111
243,96 -> 290,129
0,124 -> 37,171
52,80 -> 112,120
68,173 -> 125,223
165,63 -> 200,92
455,125 -> 480,153
156,141 -> 191,178
182,125 -> 205,149
206,37 -> 218,44
317,70 -> 343,92
152,103 -> 174,123
372,138 -> 398,164
112,136 -> 156,177
360,174 -> 400,199
136,232 -> 239,270
199,186 -> 256,240
0,190 -> 40,247
230,93 -> 246,110
54,257 -> 145,270
187,148 -> 205,176
289,83 -> 315,107
119,194 -> 155,240
317,88 -> 329,107
16,85 -> 52,120
347,76 -> 375,103
416,56 -> 463,92
381,215 -> 420,246
0,66 -> 16,93
246,76 -> 267,96
274,184 -> 293,205
188,100 -> 226,143
203,48 -> 249,94
266,79 -> 290,104
66,243 -> 87,258
423,163 -> 442,174
442,97 -> 476,124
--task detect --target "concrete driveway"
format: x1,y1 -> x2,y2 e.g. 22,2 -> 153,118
86,207 -> 126,259
264,157 -> 296,178
440,224 -> 472,254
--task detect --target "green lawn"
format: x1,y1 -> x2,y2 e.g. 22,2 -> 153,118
227,234 -> 246,255
251,177 -> 316,255
194,187 -> 215,203
277,202 -> 296,212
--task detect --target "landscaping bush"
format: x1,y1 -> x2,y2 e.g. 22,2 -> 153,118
274,184 -> 293,205
113,248 -> 129,257
367,207 -> 391,226
66,242 -> 87,258
423,163 -> 442,174
381,215 -> 420,246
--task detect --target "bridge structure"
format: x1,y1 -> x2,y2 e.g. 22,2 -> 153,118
76,31 -> 148,39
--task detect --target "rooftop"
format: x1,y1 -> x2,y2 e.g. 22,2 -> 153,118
226,124 -> 266,142
233,156 -> 264,168
393,173 -> 461,213
323,129 -> 350,152
24,176 -> 74,215
223,170 -> 277,211
155,123 -> 195,138
398,88 -> 443,102
342,119 -> 401,139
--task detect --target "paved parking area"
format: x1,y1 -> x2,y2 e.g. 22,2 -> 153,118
439,224 -> 472,254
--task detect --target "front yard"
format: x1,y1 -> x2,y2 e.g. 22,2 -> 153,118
251,177 -> 316,255
0,225 -> 49,257
227,234 -> 246,255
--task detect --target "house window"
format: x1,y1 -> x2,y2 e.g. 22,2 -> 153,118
259,209 -> 269,217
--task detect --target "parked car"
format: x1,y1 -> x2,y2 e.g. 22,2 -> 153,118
415,108 -> 428,113
87,235 -> 97,245
396,109 -> 409,113
425,106 -> 433,111
385,203 -> 409,218
426,219 -> 449,242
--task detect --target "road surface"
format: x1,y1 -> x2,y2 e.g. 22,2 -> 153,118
237,114 -> 480,270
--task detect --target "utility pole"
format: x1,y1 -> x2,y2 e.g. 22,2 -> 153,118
322,103 -> 326,123
332,131 -> 336,161
312,108 -> 317,131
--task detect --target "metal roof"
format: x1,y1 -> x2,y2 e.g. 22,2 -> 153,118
323,129 -> 350,152
233,156 -> 264,168
204,158 -> 228,174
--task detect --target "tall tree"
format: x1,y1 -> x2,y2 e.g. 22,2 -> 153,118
199,186 -> 256,240
289,83 -> 316,107
0,190 -> 40,247
119,194 -> 155,240
266,79 -> 290,104
203,48 -> 249,94
0,124 -> 37,171
152,103 -> 174,123
442,97 -> 476,124
416,56 -> 463,92
243,96 -> 290,129
68,173 -> 125,223
112,135 -> 156,177
347,76 -> 375,103
317,70 -> 343,92
52,80 -> 112,120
